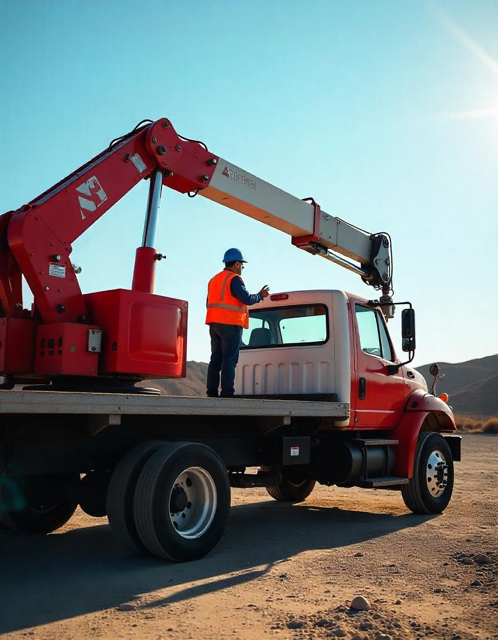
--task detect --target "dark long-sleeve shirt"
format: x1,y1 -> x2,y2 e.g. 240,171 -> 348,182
229,273 -> 262,305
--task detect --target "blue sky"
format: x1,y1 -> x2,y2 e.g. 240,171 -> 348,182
1,0 -> 497,367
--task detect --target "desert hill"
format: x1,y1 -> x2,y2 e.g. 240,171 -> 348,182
416,354 -> 498,417
416,354 -> 498,396
145,361 -> 207,396
446,372 -> 498,417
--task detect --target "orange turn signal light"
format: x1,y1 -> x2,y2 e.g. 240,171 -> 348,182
439,393 -> 449,403
270,294 -> 289,301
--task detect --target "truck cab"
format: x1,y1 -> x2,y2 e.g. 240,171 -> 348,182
236,289 -> 426,430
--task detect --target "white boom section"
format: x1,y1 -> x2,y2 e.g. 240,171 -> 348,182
202,158 -> 392,290
203,160 -> 314,237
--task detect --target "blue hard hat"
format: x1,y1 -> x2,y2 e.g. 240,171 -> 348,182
223,248 -> 247,263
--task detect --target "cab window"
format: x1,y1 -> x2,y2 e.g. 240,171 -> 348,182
241,316 -> 270,347
279,308 -> 327,344
355,305 -> 393,361
241,305 -> 328,349
377,315 -> 393,361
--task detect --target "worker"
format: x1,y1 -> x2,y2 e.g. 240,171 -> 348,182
206,248 -> 269,398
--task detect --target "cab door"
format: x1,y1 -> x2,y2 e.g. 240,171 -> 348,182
353,304 -> 405,429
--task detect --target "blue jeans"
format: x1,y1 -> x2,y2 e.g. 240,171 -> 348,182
206,323 -> 243,397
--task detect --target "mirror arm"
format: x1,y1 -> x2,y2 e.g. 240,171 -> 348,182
387,350 -> 415,376
387,364 -> 400,375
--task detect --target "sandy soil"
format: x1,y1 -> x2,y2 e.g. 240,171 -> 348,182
1,434 -> 496,640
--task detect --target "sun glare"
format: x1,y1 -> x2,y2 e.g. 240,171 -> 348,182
429,3 -> 498,127
431,2 -> 498,77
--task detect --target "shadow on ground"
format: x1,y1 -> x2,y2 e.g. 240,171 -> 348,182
0,499 -> 434,633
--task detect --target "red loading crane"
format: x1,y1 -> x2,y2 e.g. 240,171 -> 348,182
0,118 -> 393,387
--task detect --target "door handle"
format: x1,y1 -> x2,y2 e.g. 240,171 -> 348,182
359,377 -> 366,400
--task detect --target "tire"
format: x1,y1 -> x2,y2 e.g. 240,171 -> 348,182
134,442 -> 231,562
401,431 -> 454,514
107,441 -> 164,554
79,470 -> 112,517
263,466 -> 316,503
0,474 -> 79,534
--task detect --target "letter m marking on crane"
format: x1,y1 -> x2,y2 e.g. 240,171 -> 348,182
76,176 -> 108,220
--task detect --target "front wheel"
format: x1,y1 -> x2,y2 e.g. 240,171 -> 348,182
263,466 -> 316,503
133,442 -> 231,562
0,474 -> 79,534
401,432 -> 454,514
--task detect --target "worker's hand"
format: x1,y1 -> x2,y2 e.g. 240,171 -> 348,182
259,285 -> 270,299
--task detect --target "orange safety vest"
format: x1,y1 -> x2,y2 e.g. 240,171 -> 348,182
205,270 -> 249,329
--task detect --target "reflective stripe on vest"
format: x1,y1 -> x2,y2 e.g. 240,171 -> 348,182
220,271 -> 232,301
205,270 -> 249,328
208,302 -> 246,311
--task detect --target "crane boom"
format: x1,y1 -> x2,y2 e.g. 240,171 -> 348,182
0,117 -> 393,326
201,158 -> 392,295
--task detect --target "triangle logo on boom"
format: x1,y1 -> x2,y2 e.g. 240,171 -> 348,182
222,166 -> 230,177
76,176 -> 108,220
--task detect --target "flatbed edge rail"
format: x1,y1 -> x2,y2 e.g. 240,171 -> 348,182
0,390 -> 350,418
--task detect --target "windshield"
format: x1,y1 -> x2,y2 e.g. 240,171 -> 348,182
241,304 -> 329,349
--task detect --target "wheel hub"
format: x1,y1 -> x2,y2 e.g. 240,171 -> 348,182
168,467 -> 217,539
426,450 -> 449,498
170,486 -> 188,513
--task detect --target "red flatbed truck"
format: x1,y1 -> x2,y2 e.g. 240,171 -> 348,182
0,119 -> 460,561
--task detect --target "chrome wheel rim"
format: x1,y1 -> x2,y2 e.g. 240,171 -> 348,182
169,467 -> 217,539
426,449 -> 449,498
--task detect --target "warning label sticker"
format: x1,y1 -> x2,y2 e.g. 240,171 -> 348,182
290,446 -> 300,457
130,153 -> 147,174
49,263 -> 66,278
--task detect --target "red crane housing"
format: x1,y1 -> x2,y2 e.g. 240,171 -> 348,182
0,119 -> 224,382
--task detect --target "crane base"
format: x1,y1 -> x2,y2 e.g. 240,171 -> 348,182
22,376 -> 161,395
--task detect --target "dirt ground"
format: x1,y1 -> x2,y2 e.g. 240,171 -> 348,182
1,434 -> 496,640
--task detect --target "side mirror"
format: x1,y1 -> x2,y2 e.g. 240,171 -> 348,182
402,336 -> 415,353
428,363 -> 444,394
402,308 -> 415,338
429,363 -> 439,377
383,302 -> 416,373
401,308 -> 416,352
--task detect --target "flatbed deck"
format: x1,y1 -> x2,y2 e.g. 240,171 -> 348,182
0,390 -> 349,418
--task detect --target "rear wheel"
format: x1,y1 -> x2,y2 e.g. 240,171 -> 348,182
134,442 -> 231,562
0,474 -> 79,534
263,466 -> 316,503
107,441 -> 164,554
401,432 -> 454,514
